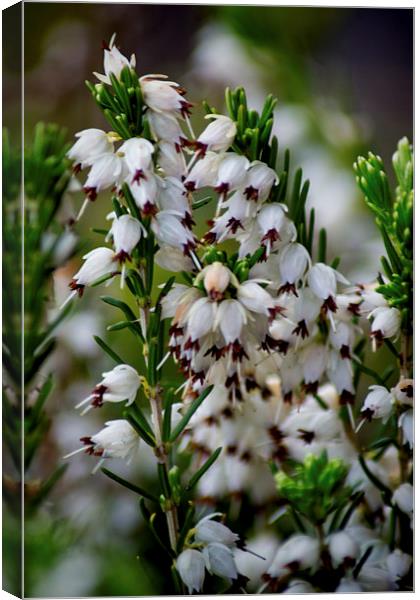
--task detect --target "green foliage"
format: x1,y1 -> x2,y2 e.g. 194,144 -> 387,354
86,66 -> 145,139
3,123 -> 74,501
354,138 -> 413,332
275,452 -> 352,525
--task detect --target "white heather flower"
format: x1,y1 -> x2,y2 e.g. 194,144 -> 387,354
176,549 -> 206,594
244,161 -> 279,202
195,515 -> 239,547
110,214 -> 143,260
369,306 -> 401,342
278,242 -> 311,294
90,419 -> 138,458
392,483 -> 413,517
300,343 -> 328,389
215,153 -> 249,195
75,364 -> 140,413
140,76 -> 192,117
257,204 -> 286,254
64,419 -> 139,472
155,246 -> 194,272
119,137 -> 154,180
391,378 -> 413,407
94,36 -> 135,85
69,247 -> 116,296
216,299 -> 247,345
196,114 -> 237,154
201,262 -> 232,300
386,550 -> 412,580
361,385 -> 393,422
147,110 -> 187,147
359,287 -> 388,314
84,152 -> 127,200
307,263 -> 348,311
237,281 -> 276,317
267,535 -> 320,577
184,151 -> 222,191
158,141 -> 186,177
186,297 -> 216,342
328,531 -> 360,568
398,409 -> 413,448
327,351 -> 355,402
129,172 -> 159,214
202,543 -> 238,581
152,212 -> 196,254
328,321 -> 355,357
67,128 -> 114,169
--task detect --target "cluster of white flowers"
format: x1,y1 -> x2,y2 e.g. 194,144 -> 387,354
176,514 -> 242,593
64,38 -> 412,594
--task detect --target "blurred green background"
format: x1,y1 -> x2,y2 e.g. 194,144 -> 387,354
3,3 -> 413,596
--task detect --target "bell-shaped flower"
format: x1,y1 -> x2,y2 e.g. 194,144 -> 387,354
147,109 -> 187,147
215,300 -> 247,347
369,306 -> 401,345
244,161 -> 279,202
328,531 -> 360,569
215,153 -> 249,196
200,262 -> 232,300
155,246 -> 194,272
83,152 -> 127,201
110,214 -> 144,261
157,177 -> 191,221
186,297 -> 216,344
129,172 -> 159,215
140,75 -> 192,117
68,247 -> 116,298
152,211 -> 196,254
196,114 -> 236,155
307,263 -> 348,312
203,543 -> 238,581
257,204 -> 286,255
184,152 -> 222,192
361,385 -> 393,422
119,137 -> 154,181
94,35 -> 135,85
64,419 -> 140,473
398,409 -> 413,448
176,549 -> 206,594
158,141 -> 186,178
386,550 -> 412,581
278,242 -> 311,295
237,281 -> 276,317
267,534 -> 320,577
195,515 -> 240,547
335,578 -> 363,592
67,128 -> 114,169
299,343 -> 328,392
328,321 -> 355,358
285,580 -> 316,593
392,483 -> 413,517
75,364 -> 140,414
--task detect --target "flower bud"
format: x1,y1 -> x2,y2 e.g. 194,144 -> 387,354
94,36 -> 135,85
392,379 -> 413,407
203,262 -> 231,300
176,548 -> 206,594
